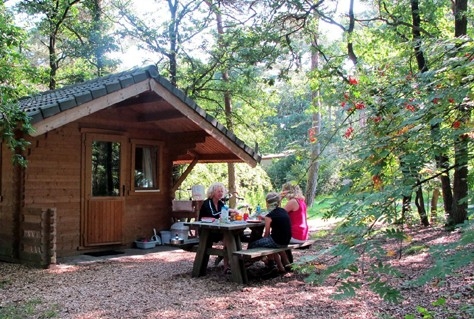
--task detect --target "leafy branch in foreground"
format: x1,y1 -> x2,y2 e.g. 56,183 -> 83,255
0,99 -> 33,167
297,210 -> 473,303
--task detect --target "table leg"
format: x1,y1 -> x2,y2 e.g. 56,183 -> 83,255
192,229 -> 212,277
286,249 -> 293,264
223,230 -> 246,284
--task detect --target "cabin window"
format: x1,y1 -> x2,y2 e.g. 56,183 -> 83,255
131,140 -> 162,192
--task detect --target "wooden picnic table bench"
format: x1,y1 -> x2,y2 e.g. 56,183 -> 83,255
232,239 -> 315,260
233,239 -> 315,282
177,220 -> 316,284
170,238 -> 228,258
183,220 -> 268,284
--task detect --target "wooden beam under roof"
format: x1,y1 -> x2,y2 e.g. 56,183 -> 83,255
137,110 -> 184,122
149,79 -> 258,167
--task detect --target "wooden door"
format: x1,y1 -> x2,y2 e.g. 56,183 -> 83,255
82,133 -> 127,246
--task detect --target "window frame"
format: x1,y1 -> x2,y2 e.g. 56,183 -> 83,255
130,139 -> 163,194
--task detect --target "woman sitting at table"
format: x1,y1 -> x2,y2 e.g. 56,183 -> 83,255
280,182 -> 309,244
199,182 -> 238,274
248,192 -> 292,274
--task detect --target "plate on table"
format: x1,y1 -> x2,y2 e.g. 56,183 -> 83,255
246,219 -> 263,223
201,217 -> 215,223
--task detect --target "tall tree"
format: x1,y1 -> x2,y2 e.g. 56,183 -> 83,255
282,0 -> 474,299
305,17 -> 321,207
0,1 -> 36,165
16,0 -> 82,89
15,0 -> 117,88
205,0 -> 237,203
71,0 -> 119,77
449,0 -> 470,225
112,0 -> 210,86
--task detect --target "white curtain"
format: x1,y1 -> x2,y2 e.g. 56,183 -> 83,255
140,146 -> 157,188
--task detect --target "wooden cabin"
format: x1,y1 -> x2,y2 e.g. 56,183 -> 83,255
0,65 -> 260,267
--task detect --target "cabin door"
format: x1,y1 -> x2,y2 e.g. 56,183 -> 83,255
82,133 -> 127,247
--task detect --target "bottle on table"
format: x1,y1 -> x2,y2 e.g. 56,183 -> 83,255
221,204 -> 229,222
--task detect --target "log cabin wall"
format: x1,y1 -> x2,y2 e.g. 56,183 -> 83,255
9,117 -> 174,258
77,113 -> 174,249
1,65 -> 260,263
22,124 -> 82,257
19,207 -> 57,268
0,143 -> 22,261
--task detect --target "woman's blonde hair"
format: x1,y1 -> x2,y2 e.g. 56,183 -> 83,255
206,182 -> 227,198
281,182 -> 305,200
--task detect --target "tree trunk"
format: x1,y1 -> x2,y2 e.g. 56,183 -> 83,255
402,195 -> 412,225
305,17 -> 321,207
208,1 -> 237,203
91,0 -> 104,77
49,36 -> 57,90
447,0 -> 470,226
430,187 -> 440,224
227,163 -> 237,208
437,154 -> 454,218
167,0 -> 178,86
410,0 -> 457,223
415,186 -> 429,226
450,134 -> 469,224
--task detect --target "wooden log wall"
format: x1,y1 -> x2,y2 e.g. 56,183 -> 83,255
23,124 -> 82,255
19,207 -> 56,268
0,143 -> 22,262
1,116 -> 178,259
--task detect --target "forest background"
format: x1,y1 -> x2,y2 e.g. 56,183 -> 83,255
1,0 -> 473,305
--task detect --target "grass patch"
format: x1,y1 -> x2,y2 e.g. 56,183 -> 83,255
404,244 -> 429,255
0,279 -> 10,289
0,299 -> 59,319
308,195 -> 336,219
312,229 -> 331,238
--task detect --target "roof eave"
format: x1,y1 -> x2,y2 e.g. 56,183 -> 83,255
149,78 -> 260,168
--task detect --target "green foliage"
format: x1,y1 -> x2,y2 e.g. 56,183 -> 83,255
369,278 -> 402,303
404,298 -> 450,319
1,3 -> 40,94
302,4 -> 474,293
175,163 -> 273,208
332,281 -> 361,300
0,299 -> 58,318
3,0 -> 472,307
307,196 -> 333,219
265,154 -> 308,191
0,102 -> 32,167
0,278 -> 9,289
15,0 -> 119,87
403,244 -> 429,255
383,228 -> 408,241
0,3 -> 39,166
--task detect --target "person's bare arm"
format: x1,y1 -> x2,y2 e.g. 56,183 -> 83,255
283,198 -> 299,213
263,216 -> 272,237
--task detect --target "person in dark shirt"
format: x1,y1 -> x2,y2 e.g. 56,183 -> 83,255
248,192 -> 291,273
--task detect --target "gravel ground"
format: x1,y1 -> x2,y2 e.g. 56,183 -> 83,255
1,219 -> 472,319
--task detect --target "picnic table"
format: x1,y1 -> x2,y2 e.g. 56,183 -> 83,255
184,220 -> 265,284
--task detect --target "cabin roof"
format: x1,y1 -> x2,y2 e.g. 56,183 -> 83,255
18,65 -> 261,167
